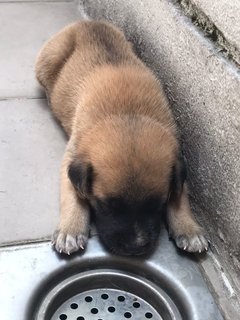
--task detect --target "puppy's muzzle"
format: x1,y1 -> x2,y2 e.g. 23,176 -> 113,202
105,234 -> 152,256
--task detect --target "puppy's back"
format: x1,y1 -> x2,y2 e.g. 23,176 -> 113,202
36,21 -> 143,133
36,21 -> 140,94
74,21 -> 138,66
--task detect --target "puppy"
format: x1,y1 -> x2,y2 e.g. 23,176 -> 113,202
36,21 -> 208,256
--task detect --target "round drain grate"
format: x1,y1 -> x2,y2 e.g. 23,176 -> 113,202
53,288 -> 161,320
33,269 -> 182,320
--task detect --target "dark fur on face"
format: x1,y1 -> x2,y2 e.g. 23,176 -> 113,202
91,195 -> 165,256
89,154 -> 186,256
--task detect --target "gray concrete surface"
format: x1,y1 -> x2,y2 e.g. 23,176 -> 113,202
0,99 -> 66,244
177,0 -> 240,68
82,0 -> 240,318
0,0 -> 239,317
0,0 -> 81,244
193,0 -> 240,51
0,1 -> 80,98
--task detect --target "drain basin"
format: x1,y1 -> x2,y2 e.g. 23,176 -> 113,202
54,288 -> 161,320
34,269 -> 182,320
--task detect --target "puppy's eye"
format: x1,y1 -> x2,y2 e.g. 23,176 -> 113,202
108,198 -> 123,210
95,197 -> 127,216
142,198 -> 162,212
95,199 -> 107,210
94,198 -> 114,216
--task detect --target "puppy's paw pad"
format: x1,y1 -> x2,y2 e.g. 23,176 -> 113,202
52,231 -> 88,255
176,233 -> 209,253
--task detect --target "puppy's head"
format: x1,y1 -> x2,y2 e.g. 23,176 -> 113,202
68,116 -> 185,256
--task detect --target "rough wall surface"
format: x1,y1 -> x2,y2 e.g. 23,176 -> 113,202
81,0 -> 240,317
193,0 -> 240,51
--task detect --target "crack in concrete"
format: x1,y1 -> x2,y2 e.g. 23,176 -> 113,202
175,0 -> 240,69
0,96 -> 45,101
0,238 -> 51,249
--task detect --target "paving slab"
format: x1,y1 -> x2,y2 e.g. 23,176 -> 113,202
0,1 -> 81,99
0,98 -> 66,245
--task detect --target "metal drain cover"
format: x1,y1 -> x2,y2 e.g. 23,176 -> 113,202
53,288 -> 161,320
33,269 -> 182,320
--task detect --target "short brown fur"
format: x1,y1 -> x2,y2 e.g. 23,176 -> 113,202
36,21 -> 208,255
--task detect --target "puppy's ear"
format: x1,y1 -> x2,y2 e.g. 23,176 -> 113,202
169,153 -> 187,204
68,160 -> 94,198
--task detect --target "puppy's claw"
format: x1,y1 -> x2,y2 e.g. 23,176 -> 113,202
175,233 -> 209,253
52,231 -> 88,255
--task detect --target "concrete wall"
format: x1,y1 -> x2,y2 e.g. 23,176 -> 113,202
81,0 -> 240,317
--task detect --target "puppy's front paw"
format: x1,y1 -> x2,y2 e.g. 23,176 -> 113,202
52,230 -> 88,255
175,233 -> 209,253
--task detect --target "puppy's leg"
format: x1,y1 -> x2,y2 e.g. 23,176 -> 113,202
52,147 -> 90,255
167,183 -> 209,253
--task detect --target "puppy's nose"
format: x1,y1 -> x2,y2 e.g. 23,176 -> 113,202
134,226 -> 148,247
134,233 -> 148,247
123,241 -> 150,256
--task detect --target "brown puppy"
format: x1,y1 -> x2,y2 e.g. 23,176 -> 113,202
36,21 -> 208,256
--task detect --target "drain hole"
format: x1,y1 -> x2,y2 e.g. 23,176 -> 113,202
133,302 -> 140,308
76,317 -> 85,320
108,306 -> 115,313
70,303 -> 78,309
101,293 -> 109,300
85,296 -> 93,302
124,312 -> 132,318
59,315 -> 67,320
118,295 -> 125,302
145,312 -> 153,318
91,308 -> 99,314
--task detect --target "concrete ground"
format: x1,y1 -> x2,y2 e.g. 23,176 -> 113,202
0,0 -> 81,244
0,0 -> 239,319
